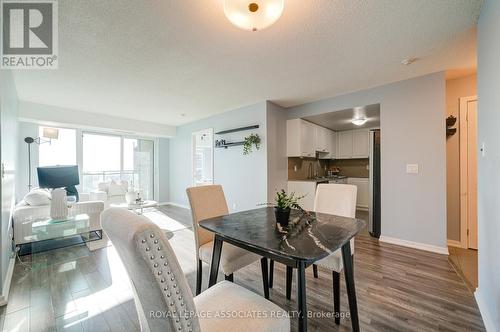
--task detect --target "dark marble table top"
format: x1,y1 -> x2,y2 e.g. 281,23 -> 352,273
199,207 -> 365,263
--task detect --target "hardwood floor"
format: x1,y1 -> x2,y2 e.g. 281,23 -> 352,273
1,206 -> 485,332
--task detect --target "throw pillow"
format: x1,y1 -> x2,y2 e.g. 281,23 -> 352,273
24,188 -> 51,206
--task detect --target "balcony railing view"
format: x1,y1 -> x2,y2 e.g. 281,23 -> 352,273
82,170 -> 152,200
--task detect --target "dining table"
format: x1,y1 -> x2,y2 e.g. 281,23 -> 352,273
199,207 -> 365,332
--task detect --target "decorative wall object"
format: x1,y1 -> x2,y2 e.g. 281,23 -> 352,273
50,188 -> 68,220
446,115 -> 457,137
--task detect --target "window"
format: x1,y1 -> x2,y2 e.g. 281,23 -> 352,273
82,132 -> 155,199
38,127 -> 77,167
192,129 -> 213,186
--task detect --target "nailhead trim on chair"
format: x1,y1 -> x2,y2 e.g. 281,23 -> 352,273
138,231 -> 194,332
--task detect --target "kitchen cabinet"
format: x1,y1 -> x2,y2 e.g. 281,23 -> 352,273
287,181 -> 317,211
314,126 -> 329,153
318,128 -> 337,159
352,129 -> 370,158
347,177 -> 369,210
337,131 -> 353,158
336,129 -> 370,159
287,119 -> 315,157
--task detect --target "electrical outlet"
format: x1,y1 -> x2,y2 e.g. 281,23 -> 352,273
481,142 -> 486,157
406,164 -> 419,174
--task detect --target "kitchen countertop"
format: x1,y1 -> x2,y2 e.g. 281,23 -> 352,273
288,175 -> 349,183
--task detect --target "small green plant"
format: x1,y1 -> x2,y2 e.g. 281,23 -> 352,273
243,133 -> 261,155
274,189 -> 305,210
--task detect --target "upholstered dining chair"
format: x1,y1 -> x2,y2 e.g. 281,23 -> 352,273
186,185 -> 267,296
275,184 -> 357,325
313,183 -> 357,324
101,208 -> 290,332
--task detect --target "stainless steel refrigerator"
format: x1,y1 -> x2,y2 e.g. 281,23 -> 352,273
369,129 -> 381,238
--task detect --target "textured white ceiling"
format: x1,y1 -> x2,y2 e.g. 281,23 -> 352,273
12,0 -> 482,126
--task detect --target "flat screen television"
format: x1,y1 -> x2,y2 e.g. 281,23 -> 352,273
37,165 -> 80,201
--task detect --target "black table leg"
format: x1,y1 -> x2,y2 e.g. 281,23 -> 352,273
269,259 -> 274,288
260,257 -> 270,299
208,235 -> 223,288
341,242 -> 359,332
297,261 -> 307,332
286,266 -> 293,300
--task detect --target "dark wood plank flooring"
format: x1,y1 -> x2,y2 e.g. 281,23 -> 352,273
0,206 -> 485,331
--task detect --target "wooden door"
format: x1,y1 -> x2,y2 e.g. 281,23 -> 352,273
467,101 -> 478,249
459,96 -> 478,249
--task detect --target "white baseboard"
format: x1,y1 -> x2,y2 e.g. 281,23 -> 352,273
379,236 -> 449,255
160,202 -> 191,210
0,257 -> 15,306
447,239 -> 464,248
475,288 -> 497,332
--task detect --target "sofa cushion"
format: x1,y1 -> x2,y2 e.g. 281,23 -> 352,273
23,188 -> 51,206
108,181 -> 128,197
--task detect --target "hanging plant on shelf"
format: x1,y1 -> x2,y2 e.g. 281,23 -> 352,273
243,133 -> 261,155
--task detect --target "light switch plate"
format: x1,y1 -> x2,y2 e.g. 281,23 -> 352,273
406,164 -> 419,174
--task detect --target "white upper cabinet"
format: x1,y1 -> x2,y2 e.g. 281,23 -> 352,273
352,129 -> 370,158
337,129 -> 370,159
287,119 -> 315,157
314,126 -> 329,153
337,130 -> 353,159
319,130 -> 336,159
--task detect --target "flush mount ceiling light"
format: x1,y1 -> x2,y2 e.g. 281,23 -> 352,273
352,118 -> 368,126
224,0 -> 284,31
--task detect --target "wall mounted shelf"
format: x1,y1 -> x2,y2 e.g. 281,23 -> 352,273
214,141 -> 244,149
215,125 -> 259,135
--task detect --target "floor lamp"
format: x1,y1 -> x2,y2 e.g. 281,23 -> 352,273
24,127 -> 59,191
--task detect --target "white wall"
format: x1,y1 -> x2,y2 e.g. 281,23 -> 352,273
476,1 -> 500,330
157,138 -> 170,203
0,70 -> 19,300
286,72 -> 447,251
169,102 -> 268,211
19,101 -> 176,138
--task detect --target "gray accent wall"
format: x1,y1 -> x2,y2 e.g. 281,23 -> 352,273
266,102 -> 288,201
477,1 -> 500,330
169,102 -> 268,211
0,70 -> 19,293
286,72 -> 447,249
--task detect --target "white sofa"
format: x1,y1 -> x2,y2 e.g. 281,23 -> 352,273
89,180 -> 130,208
13,193 -> 104,245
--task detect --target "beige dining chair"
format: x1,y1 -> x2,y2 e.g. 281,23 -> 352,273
101,208 -> 290,332
312,183 -> 357,325
186,185 -> 264,295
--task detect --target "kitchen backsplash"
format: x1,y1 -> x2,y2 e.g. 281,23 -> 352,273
288,157 -> 369,179
288,157 -> 329,180
329,159 -> 369,178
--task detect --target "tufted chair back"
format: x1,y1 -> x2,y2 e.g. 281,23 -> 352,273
101,208 -> 201,332
186,185 -> 229,258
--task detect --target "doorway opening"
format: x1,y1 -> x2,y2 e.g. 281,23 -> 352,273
445,72 -> 478,291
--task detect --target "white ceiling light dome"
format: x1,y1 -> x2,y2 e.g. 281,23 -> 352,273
224,0 -> 284,31
351,118 -> 368,126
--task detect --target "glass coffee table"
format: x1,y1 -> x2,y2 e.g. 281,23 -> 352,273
110,200 -> 158,215
19,213 -> 103,255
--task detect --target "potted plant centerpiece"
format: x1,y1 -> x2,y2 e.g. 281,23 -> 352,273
270,190 -> 305,226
